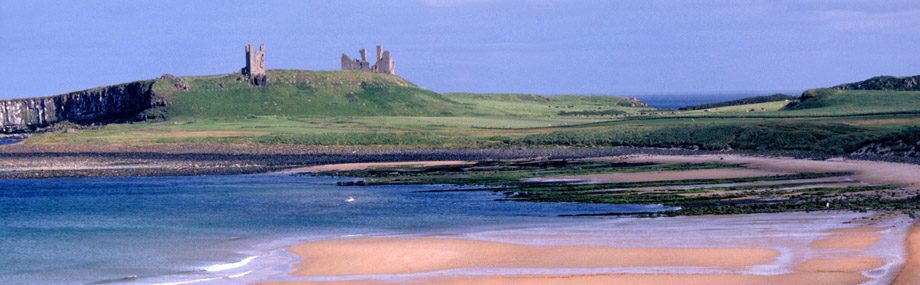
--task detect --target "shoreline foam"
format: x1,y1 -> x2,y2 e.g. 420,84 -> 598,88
894,221 -> 920,284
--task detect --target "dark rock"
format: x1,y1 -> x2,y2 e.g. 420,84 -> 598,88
173,80 -> 190,91
832,75 -> 920,91
249,74 -> 269,86
0,80 -> 167,134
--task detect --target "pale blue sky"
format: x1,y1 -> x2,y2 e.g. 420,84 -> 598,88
0,0 -> 918,99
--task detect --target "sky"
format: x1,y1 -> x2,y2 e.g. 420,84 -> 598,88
0,0 -> 918,99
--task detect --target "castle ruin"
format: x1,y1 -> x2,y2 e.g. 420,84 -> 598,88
242,43 -> 267,85
341,45 -> 395,75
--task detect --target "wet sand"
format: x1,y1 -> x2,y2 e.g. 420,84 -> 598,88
254,212 -> 911,285
616,154 -> 920,190
810,232 -> 881,249
258,272 -> 870,285
287,238 -> 778,276
416,272 -> 872,285
524,168 -> 792,184
284,161 -> 474,173
894,223 -> 920,285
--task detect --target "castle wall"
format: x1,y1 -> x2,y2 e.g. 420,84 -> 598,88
376,51 -> 395,75
342,45 -> 395,75
341,53 -> 372,72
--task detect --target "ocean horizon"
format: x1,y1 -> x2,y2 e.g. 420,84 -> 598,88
626,91 -> 803,109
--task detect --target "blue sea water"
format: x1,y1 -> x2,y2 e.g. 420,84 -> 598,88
629,91 -> 802,109
0,137 -> 23,145
0,174 -> 668,284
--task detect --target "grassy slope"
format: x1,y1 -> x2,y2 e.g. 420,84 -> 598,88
442,93 -> 651,117
149,70 -> 653,119
784,88 -> 920,115
152,70 -> 465,118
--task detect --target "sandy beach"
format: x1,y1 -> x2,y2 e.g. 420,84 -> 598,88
615,154 -> 920,190
249,154 -> 920,285
894,223 -> 920,284
288,239 -> 778,276
253,212 -> 913,285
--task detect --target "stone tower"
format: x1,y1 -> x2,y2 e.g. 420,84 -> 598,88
243,44 -> 267,85
373,45 -> 395,75
341,45 -> 395,75
243,44 -> 265,77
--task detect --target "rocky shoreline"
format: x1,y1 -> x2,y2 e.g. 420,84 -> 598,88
1,144 -> 918,179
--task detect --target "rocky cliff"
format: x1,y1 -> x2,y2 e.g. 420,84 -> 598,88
0,80 -> 165,133
832,75 -> 920,91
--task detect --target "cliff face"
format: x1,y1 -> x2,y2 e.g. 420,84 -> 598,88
832,75 -> 920,91
0,80 -> 164,133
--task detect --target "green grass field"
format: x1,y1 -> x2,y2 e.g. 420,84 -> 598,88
22,70 -> 920,156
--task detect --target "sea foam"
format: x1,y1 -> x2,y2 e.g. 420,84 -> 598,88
203,256 -> 258,272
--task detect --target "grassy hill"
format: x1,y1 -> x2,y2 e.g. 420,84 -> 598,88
151,70 -> 464,118
147,70 -> 653,120
783,88 -> 920,116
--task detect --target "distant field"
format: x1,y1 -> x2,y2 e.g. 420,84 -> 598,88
683,101 -> 788,114
442,93 -> 653,117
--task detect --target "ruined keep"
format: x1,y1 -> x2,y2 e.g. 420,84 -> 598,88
341,45 -> 395,75
242,43 -> 267,85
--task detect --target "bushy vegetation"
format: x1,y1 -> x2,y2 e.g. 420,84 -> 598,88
507,125 -> 734,150
503,123 -> 875,154
254,132 -> 453,147
852,126 -> 920,157
558,109 -> 626,116
326,161 -> 737,186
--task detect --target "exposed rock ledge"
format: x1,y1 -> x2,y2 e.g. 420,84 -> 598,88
0,80 -> 167,133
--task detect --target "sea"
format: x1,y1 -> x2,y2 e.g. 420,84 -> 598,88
627,91 -> 802,109
0,137 -> 24,146
0,174 -> 669,284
